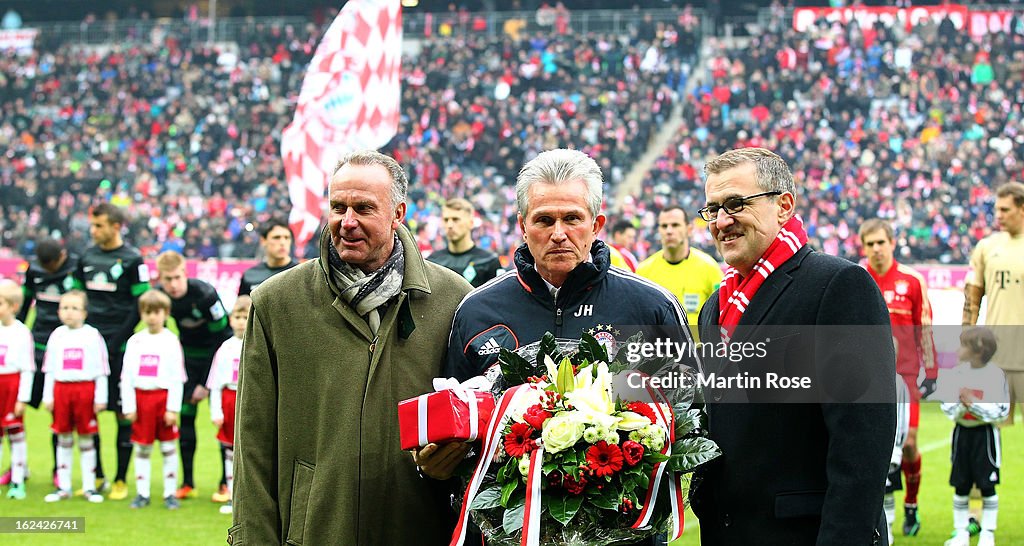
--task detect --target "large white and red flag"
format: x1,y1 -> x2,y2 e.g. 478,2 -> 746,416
282,0 -> 402,254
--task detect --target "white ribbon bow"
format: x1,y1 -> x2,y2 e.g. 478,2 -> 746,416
418,376 -> 493,447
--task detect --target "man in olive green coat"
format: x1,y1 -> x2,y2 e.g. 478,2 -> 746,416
230,151 -> 472,545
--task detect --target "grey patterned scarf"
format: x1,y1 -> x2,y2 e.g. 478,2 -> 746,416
328,234 -> 405,334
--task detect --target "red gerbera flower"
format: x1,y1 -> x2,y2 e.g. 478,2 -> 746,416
585,440 -> 624,477
504,422 -> 536,458
523,404 -> 552,430
626,402 -> 658,424
622,440 -> 645,466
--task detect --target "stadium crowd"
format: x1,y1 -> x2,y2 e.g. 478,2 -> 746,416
0,9 -> 689,263
642,10 -> 1024,263
1,8 -> 1022,265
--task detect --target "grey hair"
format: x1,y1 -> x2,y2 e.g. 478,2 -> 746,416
704,147 -> 795,195
515,149 -> 603,217
333,150 -> 408,210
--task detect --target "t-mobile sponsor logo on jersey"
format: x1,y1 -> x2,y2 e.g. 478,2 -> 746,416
139,354 -> 160,377
63,348 -> 84,370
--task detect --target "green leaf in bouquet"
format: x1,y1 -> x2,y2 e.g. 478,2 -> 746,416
612,331 -> 646,365
499,347 -> 533,387
538,333 -> 559,365
589,486 -> 620,511
470,484 -> 503,510
645,452 -> 670,463
622,463 -> 643,477
667,437 -> 722,474
577,332 -> 610,364
605,360 -> 630,374
637,471 -> 650,490
500,479 -> 519,508
502,503 -> 525,535
496,457 -> 512,483
547,494 -> 584,525
542,462 -> 559,475
562,450 -> 578,465
555,356 -> 575,394
673,408 -> 703,438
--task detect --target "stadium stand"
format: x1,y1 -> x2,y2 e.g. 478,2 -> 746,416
642,7 -> 1024,264
0,6 -> 1019,267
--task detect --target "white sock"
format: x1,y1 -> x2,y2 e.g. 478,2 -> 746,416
225,447 -> 234,498
56,434 -> 73,492
982,494 -> 998,532
10,430 -> 27,485
883,493 -> 895,530
78,434 -> 97,491
953,494 -> 970,533
135,444 -> 152,498
161,443 -> 178,499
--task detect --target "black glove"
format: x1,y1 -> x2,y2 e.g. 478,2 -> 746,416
919,378 -> 937,399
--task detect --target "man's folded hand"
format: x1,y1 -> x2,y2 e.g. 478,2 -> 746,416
411,442 -> 471,480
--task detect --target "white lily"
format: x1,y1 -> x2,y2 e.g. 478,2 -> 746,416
615,410 -> 652,431
544,354 -> 559,381
565,362 -> 619,428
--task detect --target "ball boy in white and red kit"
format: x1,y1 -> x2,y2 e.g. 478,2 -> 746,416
121,290 -> 187,510
859,219 -> 938,535
0,279 -> 34,500
207,295 -> 249,516
42,290 -> 109,503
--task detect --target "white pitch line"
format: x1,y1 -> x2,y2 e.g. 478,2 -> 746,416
920,437 -> 952,453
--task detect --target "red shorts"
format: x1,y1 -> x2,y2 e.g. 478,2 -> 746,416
131,389 -> 179,445
216,389 -> 236,446
0,373 -> 22,429
900,374 -> 920,429
51,381 -> 99,435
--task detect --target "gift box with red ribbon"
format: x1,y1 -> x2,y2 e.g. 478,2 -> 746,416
398,383 -> 496,450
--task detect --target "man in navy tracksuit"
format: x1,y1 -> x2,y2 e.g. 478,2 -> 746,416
443,150 -> 692,383
416,149 -> 694,546
444,236 -> 689,381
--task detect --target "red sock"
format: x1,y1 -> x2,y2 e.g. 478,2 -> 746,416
902,453 -> 922,505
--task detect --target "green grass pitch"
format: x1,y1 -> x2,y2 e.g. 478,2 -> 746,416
670,402 -> 1024,545
3,398 -> 1019,544
2,403 -> 231,545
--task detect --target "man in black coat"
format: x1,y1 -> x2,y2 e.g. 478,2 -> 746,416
691,147 -> 896,545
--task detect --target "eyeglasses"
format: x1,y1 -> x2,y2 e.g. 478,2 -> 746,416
697,191 -> 782,222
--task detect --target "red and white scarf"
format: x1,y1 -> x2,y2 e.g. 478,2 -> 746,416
718,216 -> 808,342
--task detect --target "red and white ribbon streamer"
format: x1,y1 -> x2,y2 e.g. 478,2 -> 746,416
667,472 -> 687,540
521,446 -> 545,546
450,383 -> 536,546
629,377 -> 686,537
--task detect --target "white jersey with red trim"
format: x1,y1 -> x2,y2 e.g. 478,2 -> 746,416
207,336 -> 242,423
42,325 -> 110,381
42,324 -> 109,405
0,319 -> 35,401
120,328 -> 187,414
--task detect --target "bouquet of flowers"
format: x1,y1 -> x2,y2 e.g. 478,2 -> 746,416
451,333 -> 721,546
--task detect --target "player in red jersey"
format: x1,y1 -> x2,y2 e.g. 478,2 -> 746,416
859,219 -> 938,537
